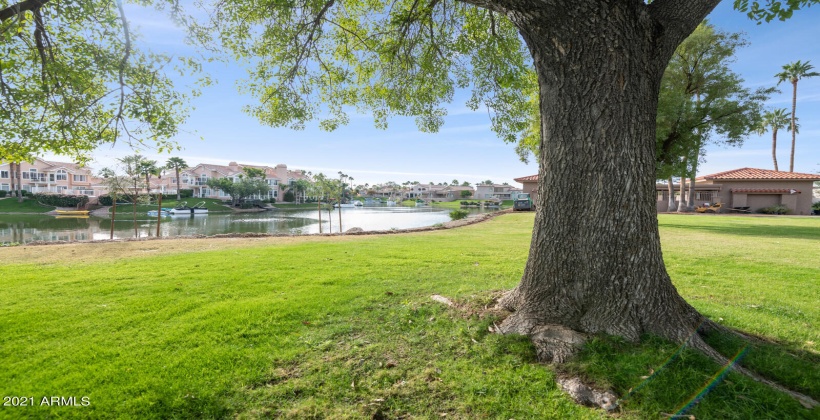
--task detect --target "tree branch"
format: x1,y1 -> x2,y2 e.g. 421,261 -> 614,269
647,0 -> 721,62
0,0 -> 49,22
115,0 -> 133,142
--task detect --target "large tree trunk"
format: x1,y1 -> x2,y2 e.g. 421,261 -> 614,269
498,0 -> 711,362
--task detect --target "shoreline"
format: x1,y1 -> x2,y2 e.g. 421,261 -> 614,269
3,209 -> 515,247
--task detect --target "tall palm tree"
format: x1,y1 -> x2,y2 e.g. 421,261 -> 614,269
756,108 -> 791,171
775,60 -> 819,172
137,160 -> 160,194
166,157 -> 188,200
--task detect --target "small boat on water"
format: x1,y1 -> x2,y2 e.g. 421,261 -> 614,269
168,202 -> 190,215
147,209 -> 171,217
353,200 -> 363,207
334,203 -> 356,209
169,201 -> 209,215
55,210 -> 90,216
191,201 -> 209,214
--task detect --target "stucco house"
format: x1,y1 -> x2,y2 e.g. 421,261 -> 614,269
658,168 -> 820,214
474,183 -> 522,200
182,162 -> 308,201
434,185 -> 475,201
514,174 -> 538,203
0,158 -> 99,196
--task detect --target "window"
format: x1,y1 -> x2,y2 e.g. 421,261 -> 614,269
22,172 -> 30,179
73,175 -> 87,182
695,191 -> 715,201
56,170 -> 67,181
50,174 -> 55,182
0,171 -> 7,178
1,183 -> 8,191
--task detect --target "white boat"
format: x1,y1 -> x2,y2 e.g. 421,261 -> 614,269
386,200 -> 397,206
191,201 -> 209,214
169,202 -> 191,215
353,200 -> 363,207
334,203 -> 356,208
147,209 -> 170,217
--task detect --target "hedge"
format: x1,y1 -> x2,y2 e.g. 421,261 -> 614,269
0,190 -> 6,198
32,193 -> 89,208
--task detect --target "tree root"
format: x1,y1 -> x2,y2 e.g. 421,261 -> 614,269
556,376 -> 619,411
441,292 -> 818,411
688,333 -> 818,409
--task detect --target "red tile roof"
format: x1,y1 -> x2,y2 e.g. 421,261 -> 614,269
514,174 -> 538,182
700,167 -> 820,181
730,188 -> 801,194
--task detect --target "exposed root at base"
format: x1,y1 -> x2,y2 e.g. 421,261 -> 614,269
529,325 -> 587,364
688,334 -> 818,409
556,377 -> 619,411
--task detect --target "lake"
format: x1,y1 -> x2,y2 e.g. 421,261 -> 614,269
0,206 -> 493,244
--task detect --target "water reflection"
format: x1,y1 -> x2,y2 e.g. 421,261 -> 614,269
0,207 -> 492,244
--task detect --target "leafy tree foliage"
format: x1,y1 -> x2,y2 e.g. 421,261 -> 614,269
206,167 -> 270,206
655,22 -> 771,187
0,0 -> 194,164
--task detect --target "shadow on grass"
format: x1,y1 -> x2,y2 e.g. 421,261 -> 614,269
660,221 -> 820,241
561,332 -> 819,419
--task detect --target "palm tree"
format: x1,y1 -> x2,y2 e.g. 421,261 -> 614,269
165,157 -> 188,200
137,160 -> 160,194
755,108 -> 792,171
775,60 -> 819,172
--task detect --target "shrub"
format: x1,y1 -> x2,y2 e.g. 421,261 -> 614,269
812,201 -> 820,211
97,195 -> 138,206
0,190 -> 6,198
179,189 -> 194,198
449,209 -> 469,220
32,193 -> 89,208
283,191 -> 295,202
758,204 -> 790,215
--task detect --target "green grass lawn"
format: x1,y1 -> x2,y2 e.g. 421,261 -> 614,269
0,197 -> 55,213
273,202 -> 321,210
109,198 -> 233,216
0,214 -> 817,419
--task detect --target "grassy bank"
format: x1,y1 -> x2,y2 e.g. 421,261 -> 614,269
0,214 -> 817,419
108,198 -> 234,217
0,197 -> 55,213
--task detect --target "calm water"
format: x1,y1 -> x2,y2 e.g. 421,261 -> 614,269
0,207 -> 492,244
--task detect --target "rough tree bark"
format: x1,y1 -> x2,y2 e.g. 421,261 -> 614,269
495,0 -> 717,361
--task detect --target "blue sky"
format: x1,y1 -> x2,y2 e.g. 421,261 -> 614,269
44,1 -> 820,186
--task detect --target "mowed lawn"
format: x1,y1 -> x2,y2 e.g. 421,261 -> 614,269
0,213 -> 817,419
